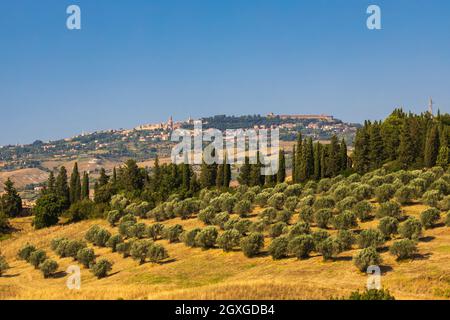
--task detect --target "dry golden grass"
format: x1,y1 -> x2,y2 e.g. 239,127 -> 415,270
1,202 -> 450,300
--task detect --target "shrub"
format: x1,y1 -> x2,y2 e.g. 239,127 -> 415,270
85,225 -> 101,243
116,241 -> 132,258
429,178 -> 450,194
182,228 -> 202,247
106,234 -> 123,252
316,237 -> 341,261
298,195 -> 315,208
259,207 -> 277,224
336,230 -> 355,251
347,288 -> 395,300
287,222 -> 311,238
39,259 -> 58,278
269,222 -> 287,238
420,208 -> 441,229
77,248 -> 96,268
357,229 -> 385,249
354,184 -> 374,201
93,229 -> 111,247
29,249 -> 47,269
333,185 -> 350,202
106,210 -> 123,227
378,217 -> 399,239
438,196 -> 450,211
376,200 -> 402,219
118,221 -> 136,238
54,239 -> 70,257
219,195 -> 237,213
331,211 -> 358,230
250,221 -> 266,233
267,193 -> 286,210
288,235 -> 315,259
64,240 -> 86,259
273,183 -> 288,193
146,223 -> 164,241
314,209 -> 333,229
163,224 -> 184,243
233,219 -> 252,236
110,194 -> 130,211
283,196 -> 298,212
409,178 -> 427,196
337,197 -> 358,212
446,211 -> 450,227
422,190 -> 443,207
255,192 -> 270,207
240,233 -> 264,258
17,243 -> 37,262
198,206 -> 217,225
0,255 -> 9,276
275,210 -> 292,224
217,229 -> 241,252
284,184 -> 303,197
312,196 -> 335,211
147,243 -> 169,263
298,206 -> 314,224
375,184 -> 396,203
195,227 -> 218,249
129,223 -> 147,239
353,247 -> 382,272
390,239 -> 418,260
233,200 -> 252,218
312,230 -> 330,249
395,186 -> 416,205
130,239 -> 154,264
91,259 -> 113,279
354,201 -> 373,222
268,236 -> 289,260
399,217 -> 423,240
213,212 -> 230,230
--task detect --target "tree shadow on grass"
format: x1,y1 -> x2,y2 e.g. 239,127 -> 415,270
333,256 -> 353,262
2,273 -> 20,278
51,271 -> 68,279
379,265 -> 393,275
420,236 -> 435,243
413,252 -> 432,261
158,258 -> 177,265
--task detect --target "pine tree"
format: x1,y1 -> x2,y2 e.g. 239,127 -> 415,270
437,145 -> 449,168
277,149 -> 286,183
55,166 -> 70,209
398,118 -> 415,168
424,125 -> 440,167
69,163 -> 81,204
0,179 -> 22,217
339,138 -> 348,172
81,172 -> 90,200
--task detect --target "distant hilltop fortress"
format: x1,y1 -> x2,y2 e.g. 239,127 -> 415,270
267,113 -> 334,121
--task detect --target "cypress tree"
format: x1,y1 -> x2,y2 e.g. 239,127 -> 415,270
313,142 -> 322,180
237,157 -> 251,186
306,138 -> 314,178
81,172 -> 90,200
320,146 -> 327,178
424,125 -> 440,167
369,123 -> 384,170
339,138 -> 348,172
223,160 -> 231,188
69,162 -> 81,204
98,168 -> 109,187
277,149 -> 286,183
398,118 -> 415,168
294,133 -> 303,183
353,124 -> 371,174
216,164 -> 224,188
437,145 -> 449,168
189,172 -> 200,193
327,135 -> 340,177
55,166 -> 70,209
47,172 -> 55,194
182,163 -> 191,190
292,145 -> 296,182
112,167 -> 117,185
0,179 -> 22,217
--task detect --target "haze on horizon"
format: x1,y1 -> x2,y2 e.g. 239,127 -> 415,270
0,0 -> 449,145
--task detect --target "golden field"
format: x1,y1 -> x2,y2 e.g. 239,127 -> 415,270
1,202 -> 450,300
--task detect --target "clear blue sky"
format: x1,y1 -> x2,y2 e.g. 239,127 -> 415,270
1,0 -> 449,145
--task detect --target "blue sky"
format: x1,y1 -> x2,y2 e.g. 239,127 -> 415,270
0,0 -> 449,145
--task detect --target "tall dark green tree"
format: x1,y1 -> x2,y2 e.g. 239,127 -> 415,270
398,118 -> 415,168
69,162 -> 81,204
277,149 -> 286,183
237,157 -> 251,186
98,168 -> 109,187
424,124 -> 440,167
46,172 -> 56,194
292,145 -> 296,182
369,122 -> 384,170
216,164 -> 224,188
55,166 -> 70,210
223,158 -> 231,188
353,123 -> 371,174
81,172 -> 90,200
294,133 -> 303,183
123,159 -> 145,191
182,163 -> 192,190
0,179 -> 22,217
313,142 -> 322,180
339,138 -> 348,172
326,135 -> 340,177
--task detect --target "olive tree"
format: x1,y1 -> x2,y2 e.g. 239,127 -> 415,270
378,217 -> 399,239
39,259 -> 58,278
147,243 -> 169,263
399,217 -> 423,240
17,243 -> 36,262
29,249 -> 47,269
77,248 -> 96,268
353,247 -> 382,272
357,229 -> 385,249
240,233 -> 264,258
288,235 -> 314,259
420,208 -> 441,229
217,229 -> 241,252
390,239 -> 418,260
194,227 -> 218,249
106,234 -> 123,252
91,259 -> 113,279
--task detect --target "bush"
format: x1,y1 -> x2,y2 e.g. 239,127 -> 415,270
438,196 -> 450,211
249,221 -> 266,233
357,229 -> 385,249
446,211 -> 450,227
128,223 -> 147,239
267,193 -> 286,210
331,211 -> 358,230
336,230 -> 355,251
317,178 -> 332,193
347,288 -> 395,300
255,192 -> 270,207
217,229 -> 241,252
259,207 -> 277,224
275,210 -> 292,224
375,184 -> 396,203
287,222 -> 311,238
353,184 -> 374,201
118,221 -> 136,238
395,186 -> 416,205
376,200 -> 402,219
314,209 -> 333,229
399,217 -> 423,240
85,225 -> 101,243
312,230 -> 330,249
219,195 -> 237,213
29,249 -> 47,269
106,210 -> 122,227
17,243 -> 37,262
298,195 -> 315,208
0,255 -> 9,276
354,201 -> 373,222
333,185 -> 350,202
269,222 -> 287,238
195,227 -> 218,249
39,259 -> 58,278
312,196 -> 335,211
213,212 -> 230,230
65,240 -> 87,260
147,243 -> 169,263
182,228 -> 202,247
240,233 -> 264,258
77,248 -> 96,268
268,236 -> 289,260
378,217 -> 399,239
429,178 -> 450,194
353,247 -> 382,272
163,224 -> 184,243
284,184 -> 303,197
422,190 -> 443,207
337,197 -> 358,212
91,259 -> 113,279
146,223 -> 164,241
93,229 -> 111,247
106,234 -> 123,252
288,235 -> 314,259
283,196 -> 298,212
316,237 -> 341,261
232,219 -> 252,236
198,206 -> 217,225
298,206 -> 314,224
390,239 -> 418,260
54,239 -> 70,257
116,241 -> 132,258
420,208 -> 441,229
233,200 -> 252,218
130,239 -> 154,264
